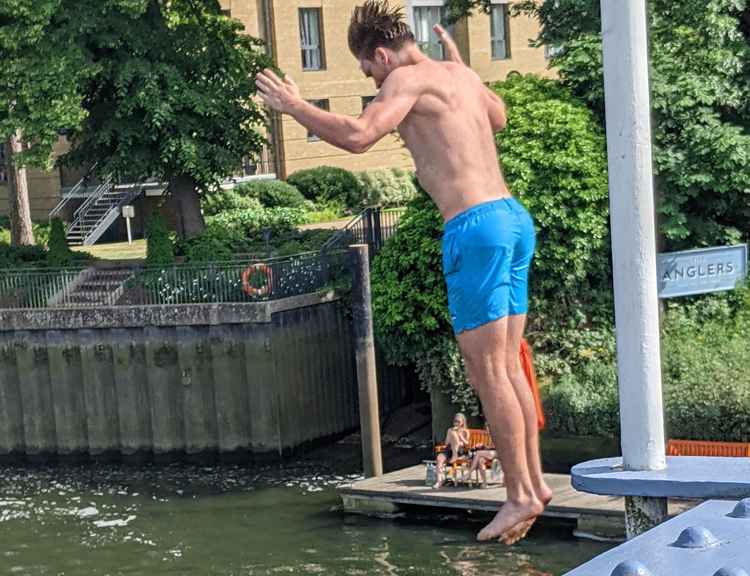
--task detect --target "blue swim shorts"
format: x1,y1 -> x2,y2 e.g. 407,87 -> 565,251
442,197 -> 536,335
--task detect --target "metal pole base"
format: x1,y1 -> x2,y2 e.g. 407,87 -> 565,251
625,495 -> 668,539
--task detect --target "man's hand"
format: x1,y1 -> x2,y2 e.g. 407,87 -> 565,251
255,69 -> 302,114
433,24 -> 464,65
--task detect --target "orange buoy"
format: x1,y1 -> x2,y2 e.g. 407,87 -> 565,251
241,263 -> 273,297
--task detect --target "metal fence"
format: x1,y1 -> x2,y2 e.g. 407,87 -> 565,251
0,266 -> 89,309
321,207 -> 404,255
0,251 -> 350,310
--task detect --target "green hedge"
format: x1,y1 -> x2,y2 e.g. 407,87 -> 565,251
0,216 -> 51,248
179,205 -> 311,262
202,189 -> 260,216
47,218 -> 74,268
235,179 -> 307,209
355,168 -> 417,208
287,166 -> 365,211
544,287 -> 750,441
145,212 -> 175,267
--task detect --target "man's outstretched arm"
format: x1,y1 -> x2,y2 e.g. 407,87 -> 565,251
434,24 -> 506,132
255,68 -> 419,154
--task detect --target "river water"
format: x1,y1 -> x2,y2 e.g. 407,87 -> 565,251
0,450 -> 612,575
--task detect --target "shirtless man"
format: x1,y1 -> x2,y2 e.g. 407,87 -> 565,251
255,0 -> 551,544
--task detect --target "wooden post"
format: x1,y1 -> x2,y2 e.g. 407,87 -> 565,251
350,244 -> 383,478
600,0 -> 668,536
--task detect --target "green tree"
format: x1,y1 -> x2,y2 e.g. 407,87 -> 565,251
64,0 -> 272,239
0,0 -> 93,245
446,0 -> 750,249
145,212 -> 175,267
46,217 -> 73,267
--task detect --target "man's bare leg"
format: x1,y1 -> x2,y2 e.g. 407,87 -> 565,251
500,313 -> 552,544
433,453 -> 447,489
457,318 -> 544,542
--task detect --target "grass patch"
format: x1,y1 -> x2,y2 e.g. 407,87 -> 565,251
72,239 -> 147,260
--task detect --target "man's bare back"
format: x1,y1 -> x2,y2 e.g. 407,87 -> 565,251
391,59 -> 510,221
255,35 -> 509,222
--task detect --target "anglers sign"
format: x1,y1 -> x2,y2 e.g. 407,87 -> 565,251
657,244 -> 748,299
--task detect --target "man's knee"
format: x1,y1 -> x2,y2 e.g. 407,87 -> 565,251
504,353 -> 524,382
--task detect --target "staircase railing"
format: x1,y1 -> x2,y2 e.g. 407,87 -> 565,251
66,176 -> 145,245
49,162 -> 99,220
320,206 -> 404,257
79,184 -> 142,246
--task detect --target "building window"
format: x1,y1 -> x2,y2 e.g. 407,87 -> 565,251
545,44 -> 564,59
307,99 -> 330,141
361,96 -> 376,111
490,3 -> 510,60
0,144 -> 7,184
299,8 -> 325,71
413,6 -> 449,60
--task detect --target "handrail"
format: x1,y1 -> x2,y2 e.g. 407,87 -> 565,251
49,162 -> 99,220
320,207 -> 372,253
73,176 -> 113,220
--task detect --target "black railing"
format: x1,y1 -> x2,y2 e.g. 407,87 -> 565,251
0,251 -> 350,309
321,207 -> 404,256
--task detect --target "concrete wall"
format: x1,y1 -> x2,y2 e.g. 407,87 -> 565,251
0,298 -> 418,462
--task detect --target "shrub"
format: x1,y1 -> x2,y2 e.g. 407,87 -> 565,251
207,205 -> 308,239
202,188 -> 260,216
180,205 -> 321,262
372,74 -> 612,416
0,217 -> 51,247
287,166 -> 365,210
145,212 -> 175,267
47,218 -> 73,268
180,226 -> 238,262
493,74 -> 611,308
543,287 -> 750,441
234,179 -> 306,209
356,168 -> 418,208
0,244 -> 47,268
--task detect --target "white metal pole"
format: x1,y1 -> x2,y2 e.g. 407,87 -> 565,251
126,216 -> 133,245
600,0 -> 666,472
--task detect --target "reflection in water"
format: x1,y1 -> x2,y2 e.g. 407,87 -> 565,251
0,462 -> 610,575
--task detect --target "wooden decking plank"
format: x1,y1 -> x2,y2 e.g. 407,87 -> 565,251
339,465 -> 630,521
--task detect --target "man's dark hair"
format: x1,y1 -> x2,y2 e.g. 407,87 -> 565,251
348,1 -> 415,60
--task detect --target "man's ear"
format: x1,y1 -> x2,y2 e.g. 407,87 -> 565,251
373,47 -> 389,66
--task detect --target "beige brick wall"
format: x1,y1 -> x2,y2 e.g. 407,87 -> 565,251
255,0 -> 551,178
467,4 -> 553,82
0,138 -> 68,221
0,167 -> 62,221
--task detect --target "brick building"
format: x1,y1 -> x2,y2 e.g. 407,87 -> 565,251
1,1 -> 552,228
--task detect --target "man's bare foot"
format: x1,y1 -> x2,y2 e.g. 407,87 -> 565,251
500,518 -> 535,545
476,497 -> 544,542
432,475 -> 444,490
498,484 -> 552,544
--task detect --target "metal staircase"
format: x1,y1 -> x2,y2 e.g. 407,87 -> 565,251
64,179 -> 143,246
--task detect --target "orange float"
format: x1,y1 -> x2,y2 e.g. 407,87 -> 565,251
241,263 -> 273,297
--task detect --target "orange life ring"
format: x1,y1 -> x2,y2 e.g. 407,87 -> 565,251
241,263 -> 273,297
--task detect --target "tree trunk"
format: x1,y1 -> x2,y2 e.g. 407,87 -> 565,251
168,174 -> 205,239
5,133 -> 35,247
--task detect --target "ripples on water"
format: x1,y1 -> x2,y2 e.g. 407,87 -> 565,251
0,459 -> 610,575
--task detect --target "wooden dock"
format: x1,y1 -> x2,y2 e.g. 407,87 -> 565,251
338,465 -> 694,539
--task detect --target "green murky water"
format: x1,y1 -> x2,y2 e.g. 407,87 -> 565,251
0,455 -> 612,575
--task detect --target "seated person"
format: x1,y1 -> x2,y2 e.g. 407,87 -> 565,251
433,412 -> 470,489
469,448 -> 501,488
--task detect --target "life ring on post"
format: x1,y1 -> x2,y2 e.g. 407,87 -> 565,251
241,263 -> 273,297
